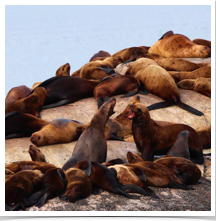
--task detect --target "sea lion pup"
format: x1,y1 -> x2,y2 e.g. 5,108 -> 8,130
177,77 -> 211,98
5,161 -> 56,174
196,126 -> 211,149
5,85 -> 32,109
192,38 -> 211,48
89,50 -> 111,62
62,98 -> 116,171
128,102 -> 204,164
154,156 -> 201,185
30,118 -> 83,146
55,63 -> 71,76
168,66 -> 211,83
126,152 -> 193,190
28,168 -> 67,208
166,131 -> 190,160
148,30 -> 211,58
5,170 -> 43,211
5,87 -> 48,117
93,75 -> 143,108
29,145 -> 46,162
31,76 -> 98,109
75,160 -> 144,199
136,65 -> 204,116
5,112 -> 48,139
59,167 -> 93,202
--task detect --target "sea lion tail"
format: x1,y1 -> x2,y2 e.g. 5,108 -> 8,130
176,101 -> 204,116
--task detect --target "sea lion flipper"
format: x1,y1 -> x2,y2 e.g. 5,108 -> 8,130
176,101 -> 204,116
131,168 -> 147,182
109,167 -> 118,177
92,185 -> 99,195
138,82 -> 149,95
122,184 -> 150,197
77,160 -> 92,177
121,90 -> 137,98
98,66 -> 116,74
117,187 -> 140,199
147,101 -> 170,111
142,186 -> 160,199
28,190 -> 44,203
42,99 -> 69,109
168,180 -> 194,190
158,30 -> 174,40
108,134 -> 125,141
56,169 -> 66,187
121,57 -> 137,65
35,193 -> 48,208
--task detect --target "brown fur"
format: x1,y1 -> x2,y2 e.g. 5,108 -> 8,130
192,38 -> 211,48
148,31 -> 211,58
129,102 -> 204,164
55,63 -> 71,76
177,77 -> 211,98
89,50 -> 111,61
5,85 -> 32,109
5,87 -> 47,117
196,126 -> 211,149
30,118 -> 83,146
29,145 -> 46,162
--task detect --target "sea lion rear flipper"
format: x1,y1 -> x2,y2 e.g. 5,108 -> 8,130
121,90 -> 137,98
142,186 -> 160,199
117,187 -> 140,199
176,101 -> 204,116
42,99 -> 69,109
28,189 -> 46,204
131,168 -> 147,182
122,184 -> 150,197
121,57 -> 137,65
168,180 -> 194,190
147,101 -> 170,111
138,82 -> 149,95
35,193 -> 48,208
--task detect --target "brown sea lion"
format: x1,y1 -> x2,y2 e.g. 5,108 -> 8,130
5,85 -> 32,109
136,65 -> 203,116
30,118 -> 83,146
29,145 -> 46,162
5,112 -> 49,139
5,87 -> 47,117
71,68 -> 81,77
5,161 -> 56,174
93,75 -> 142,108
62,98 -> 116,171
55,63 -> 71,76
128,102 -> 204,164
154,156 -> 201,185
196,126 -> 211,149
31,76 -> 98,109
5,170 -> 43,211
28,168 -> 66,208
177,77 -> 211,98
75,160 -> 144,199
89,50 -> 111,62
192,38 -> 211,48
148,31 -> 211,58
59,167 -> 93,202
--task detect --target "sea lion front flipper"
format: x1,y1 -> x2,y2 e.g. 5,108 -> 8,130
121,90 -> 137,98
121,57 -> 137,65
35,193 -> 48,208
147,101 -> 170,111
28,190 -> 45,205
138,82 -> 149,95
42,99 -> 69,109
77,160 -> 92,177
131,168 -> 147,182
176,101 -> 204,116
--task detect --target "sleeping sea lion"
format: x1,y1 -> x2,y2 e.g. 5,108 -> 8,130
55,63 -> 71,76
192,39 -> 211,48
89,50 -> 111,61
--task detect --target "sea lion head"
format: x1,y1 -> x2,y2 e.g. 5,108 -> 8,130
56,63 -> 71,76
126,151 -> 143,163
28,145 -> 46,162
128,103 -> 150,122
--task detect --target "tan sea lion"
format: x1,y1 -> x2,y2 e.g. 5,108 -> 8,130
148,31 -> 211,58
196,126 -> 211,149
192,38 -> 211,48
62,98 -> 116,171
55,63 -> 71,76
29,145 -> 46,162
30,118 -> 83,146
5,85 -> 32,109
31,82 -> 42,90
89,50 -> 111,61
5,87 -> 47,117
128,102 -> 204,164
136,65 -> 203,116
177,77 -> 211,98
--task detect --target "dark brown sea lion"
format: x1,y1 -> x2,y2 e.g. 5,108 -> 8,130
192,38 -> 211,48
128,102 -> 204,164
5,87 -> 47,117
136,65 -> 203,116
93,75 -> 142,108
5,112 -> 49,139
5,170 -> 43,211
177,77 -> 211,98
196,126 -> 211,149
75,160 -> 145,199
148,31 -> 211,58
89,50 -> 111,62
30,118 -> 83,146
154,156 -> 201,185
31,76 -> 98,109
59,167 -> 93,202
62,98 -> 116,171
55,63 -> 71,76
28,168 -> 67,208
29,145 -> 46,162
5,85 -> 32,109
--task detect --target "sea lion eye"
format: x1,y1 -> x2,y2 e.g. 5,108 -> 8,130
38,136 -> 41,140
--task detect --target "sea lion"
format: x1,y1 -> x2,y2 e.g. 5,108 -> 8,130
136,65 -> 204,116
5,85 -> 32,109
31,82 -> 42,90
154,156 -> 202,185
148,31 -> 211,58
192,38 -> 211,48
93,75 -> 142,108
5,112 -> 49,139
128,102 -> 204,164
89,50 -> 111,62
55,63 -> 71,76
5,170 -> 43,211
59,167 -> 93,202
168,66 -> 211,83
177,77 -> 211,98
28,168 -> 67,208
62,98 -> 116,171
29,145 -> 46,162
5,161 -> 56,174
5,169 -> 15,182
5,87 -> 47,117
30,118 -> 83,146
71,68 -> 81,77
31,76 -> 98,109
75,160 -> 144,199
196,126 -> 211,149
